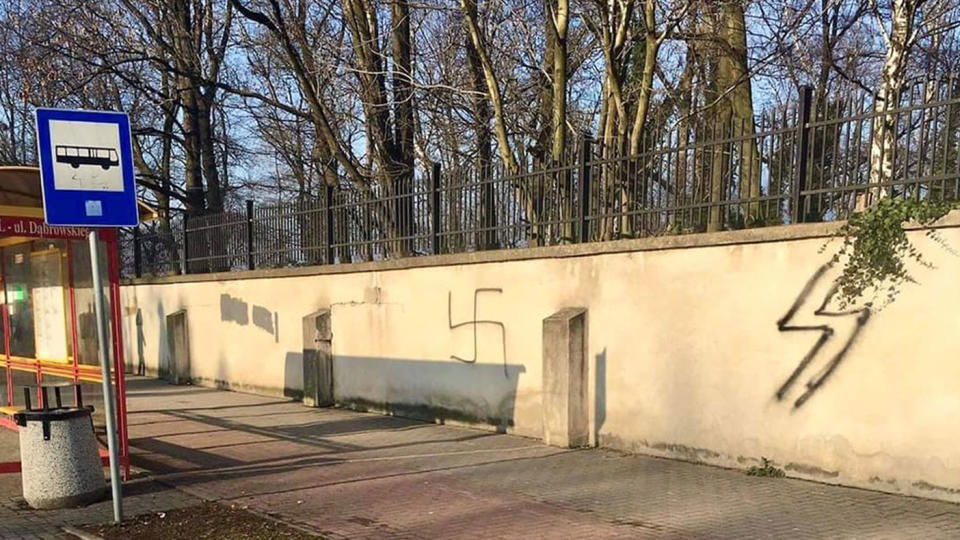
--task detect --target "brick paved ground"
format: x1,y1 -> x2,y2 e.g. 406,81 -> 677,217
0,473 -> 200,539
127,379 -> 960,539
0,377 -> 200,539
3,377 -> 960,538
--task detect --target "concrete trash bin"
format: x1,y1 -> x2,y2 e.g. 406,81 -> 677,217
14,406 -> 106,509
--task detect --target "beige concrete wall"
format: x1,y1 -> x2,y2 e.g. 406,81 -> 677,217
121,219 -> 960,502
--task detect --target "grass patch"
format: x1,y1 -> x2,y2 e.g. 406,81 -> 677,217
747,457 -> 785,478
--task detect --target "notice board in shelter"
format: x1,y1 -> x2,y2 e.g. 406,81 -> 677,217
30,248 -> 69,361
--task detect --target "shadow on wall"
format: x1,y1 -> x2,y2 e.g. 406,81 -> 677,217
136,308 -> 145,375
220,293 -> 249,325
595,347 -> 606,439
220,293 -> 279,342
336,356 -> 526,433
253,306 -> 279,343
284,352 -> 303,400
78,308 -> 96,365
776,262 -> 872,408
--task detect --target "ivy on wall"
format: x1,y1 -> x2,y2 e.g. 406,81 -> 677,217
823,198 -> 958,310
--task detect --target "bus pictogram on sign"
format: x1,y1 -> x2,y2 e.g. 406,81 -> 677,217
55,145 -> 120,171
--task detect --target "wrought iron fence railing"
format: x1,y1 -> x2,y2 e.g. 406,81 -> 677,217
123,80 -> 960,279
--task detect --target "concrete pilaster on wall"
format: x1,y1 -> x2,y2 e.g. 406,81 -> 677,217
302,309 -> 333,407
542,307 -> 589,448
165,310 -> 189,385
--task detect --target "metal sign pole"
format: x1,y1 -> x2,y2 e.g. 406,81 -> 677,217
88,229 -> 123,522
35,107 -> 137,523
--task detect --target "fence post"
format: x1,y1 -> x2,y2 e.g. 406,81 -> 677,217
181,219 -> 189,275
793,85 -> 813,223
245,200 -> 254,271
133,227 -> 142,278
579,133 -> 593,243
325,184 -> 335,264
432,162 -> 441,255
481,160 -> 496,250
364,187 -> 374,262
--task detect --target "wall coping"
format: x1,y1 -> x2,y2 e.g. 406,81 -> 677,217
124,211 -> 960,286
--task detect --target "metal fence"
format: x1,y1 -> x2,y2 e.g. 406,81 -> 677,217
123,80 -> 960,278
120,214 -> 183,277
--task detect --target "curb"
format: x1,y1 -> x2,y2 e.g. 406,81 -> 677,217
61,526 -> 105,540
238,503 -> 325,537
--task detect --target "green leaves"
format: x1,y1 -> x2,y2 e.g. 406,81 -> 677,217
826,198 -> 956,311
747,457 -> 785,477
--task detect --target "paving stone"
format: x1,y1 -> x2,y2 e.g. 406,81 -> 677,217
4,377 -> 960,539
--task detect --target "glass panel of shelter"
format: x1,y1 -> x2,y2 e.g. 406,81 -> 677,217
69,237 -> 111,367
0,237 -> 114,407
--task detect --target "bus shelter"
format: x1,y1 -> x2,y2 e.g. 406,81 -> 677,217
0,166 -> 152,478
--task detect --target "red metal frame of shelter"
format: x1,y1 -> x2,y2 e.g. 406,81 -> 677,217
0,212 -> 129,479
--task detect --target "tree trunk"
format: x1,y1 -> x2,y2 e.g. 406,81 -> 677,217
600,80 -> 617,241
674,38 -> 695,232
459,0 -> 519,174
535,9 -> 555,171
460,0 -> 531,248
466,4 -> 496,249
341,0 -> 416,256
198,96 -> 222,213
866,0 -> 921,208
170,0 -> 205,218
704,1 -> 759,231
547,0 -> 570,242
390,0 -> 416,255
720,0 -> 760,225
584,0 -> 634,240
624,0 -> 661,237
549,0 -> 569,163
628,0 -> 660,156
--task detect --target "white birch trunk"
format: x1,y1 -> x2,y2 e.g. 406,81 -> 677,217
864,0 -> 921,209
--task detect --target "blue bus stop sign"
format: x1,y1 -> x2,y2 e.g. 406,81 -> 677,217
35,108 -> 133,521
35,108 -> 139,227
